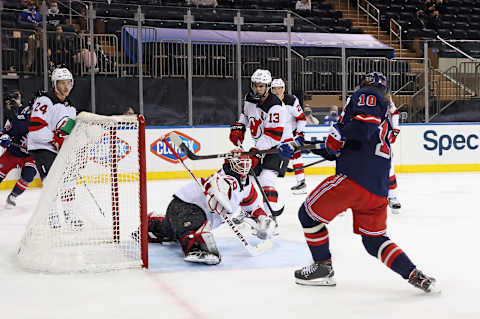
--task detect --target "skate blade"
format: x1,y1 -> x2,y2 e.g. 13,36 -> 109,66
5,204 -> 14,210
292,190 -> 307,195
391,208 -> 401,214
184,256 -> 220,265
295,277 -> 336,286
426,281 -> 442,294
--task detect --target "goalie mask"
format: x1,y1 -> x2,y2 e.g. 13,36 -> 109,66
250,69 -> 272,101
227,152 -> 252,185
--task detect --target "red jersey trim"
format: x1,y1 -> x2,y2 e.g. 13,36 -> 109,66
29,117 -> 49,132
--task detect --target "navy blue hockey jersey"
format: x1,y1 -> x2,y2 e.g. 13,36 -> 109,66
2,106 -> 31,158
336,86 -> 391,197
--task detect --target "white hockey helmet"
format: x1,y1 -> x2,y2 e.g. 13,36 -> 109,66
250,69 -> 272,100
271,78 -> 285,88
251,69 -> 272,85
51,67 -> 74,90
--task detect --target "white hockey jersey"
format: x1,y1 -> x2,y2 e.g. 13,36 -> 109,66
174,169 -> 265,229
388,96 -> 400,132
27,93 -> 76,154
238,92 -> 287,150
280,93 -> 306,141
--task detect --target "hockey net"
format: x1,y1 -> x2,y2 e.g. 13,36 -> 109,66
17,112 -> 148,272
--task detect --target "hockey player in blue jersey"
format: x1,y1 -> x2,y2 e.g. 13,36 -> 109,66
0,90 -> 37,208
277,73 -> 439,293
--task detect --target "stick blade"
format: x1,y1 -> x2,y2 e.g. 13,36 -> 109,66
168,131 -> 183,147
247,239 -> 274,256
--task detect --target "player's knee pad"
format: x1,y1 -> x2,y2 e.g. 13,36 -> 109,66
180,221 -> 220,258
20,166 -> 36,183
298,202 -> 322,228
361,235 -> 391,257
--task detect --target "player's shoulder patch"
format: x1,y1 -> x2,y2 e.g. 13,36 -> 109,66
258,93 -> 282,113
283,94 -> 297,106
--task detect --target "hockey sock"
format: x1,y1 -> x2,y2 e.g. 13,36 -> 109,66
298,203 -> 331,262
388,175 -> 398,192
11,166 -> 36,197
362,235 -> 416,279
293,163 -> 305,181
263,186 -> 278,204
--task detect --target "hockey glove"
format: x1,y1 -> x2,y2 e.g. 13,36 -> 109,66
50,118 -> 76,151
277,135 -> 304,159
325,124 -> 345,155
0,134 -> 11,148
255,215 -> 276,240
204,173 -> 232,215
389,128 -> 400,144
229,122 -> 246,146
248,148 -> 261,169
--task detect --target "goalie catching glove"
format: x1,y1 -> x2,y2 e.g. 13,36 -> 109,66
50,117 -> 76,151
204,173 -> 233,215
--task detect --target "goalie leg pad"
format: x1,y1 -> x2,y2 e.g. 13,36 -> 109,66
181,221 -> 221,265
165,196 -> 208,240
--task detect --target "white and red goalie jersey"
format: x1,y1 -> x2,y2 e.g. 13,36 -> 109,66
281,93 -> 306,141
27,92 -> 76,154
237,92 -> 287,150
175,169 -> 266,229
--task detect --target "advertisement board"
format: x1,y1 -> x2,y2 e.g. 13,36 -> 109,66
0,123 -> 478,190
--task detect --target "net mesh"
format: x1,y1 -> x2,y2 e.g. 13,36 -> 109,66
18,112 -> 145,272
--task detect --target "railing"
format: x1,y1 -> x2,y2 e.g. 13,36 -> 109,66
390,19 -> 402,56
357,0 -> 380,38
79,33 -> 119,76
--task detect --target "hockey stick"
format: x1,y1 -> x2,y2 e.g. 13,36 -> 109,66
167,132 -> 322,161
163,137 -> 273,257
75,174 -> 106,217
286,158 -> 328,173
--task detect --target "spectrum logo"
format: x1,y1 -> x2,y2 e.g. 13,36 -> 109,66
90,134 -> 131,166
150,131 -> 201,163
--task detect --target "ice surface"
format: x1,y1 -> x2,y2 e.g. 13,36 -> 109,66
1,173 -> 479,319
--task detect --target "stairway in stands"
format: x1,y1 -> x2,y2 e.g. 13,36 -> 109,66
324,0 -> 472,119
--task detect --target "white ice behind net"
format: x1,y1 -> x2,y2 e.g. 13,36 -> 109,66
18,113 -> 143,272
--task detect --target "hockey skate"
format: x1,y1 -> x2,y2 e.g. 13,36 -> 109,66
388,197 -> 401,214
408,269 -> 440,293
184,248 -> 220,265
291,179 -> 307,195
294,260 -> 336,286
5,194 -> 16,209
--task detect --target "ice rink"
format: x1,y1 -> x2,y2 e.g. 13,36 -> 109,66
1,172 -> 479,319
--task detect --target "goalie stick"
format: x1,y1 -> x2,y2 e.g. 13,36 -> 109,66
162,137 -> 273,257
167,132 -> 322,160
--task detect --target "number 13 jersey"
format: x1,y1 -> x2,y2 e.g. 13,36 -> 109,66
238,91 -> 286,150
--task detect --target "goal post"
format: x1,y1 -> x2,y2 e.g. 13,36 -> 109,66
17,112 -> 148,272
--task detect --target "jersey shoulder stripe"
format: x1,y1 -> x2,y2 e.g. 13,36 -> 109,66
353,114 -> 381,124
